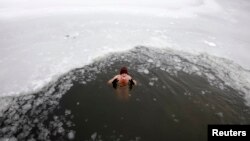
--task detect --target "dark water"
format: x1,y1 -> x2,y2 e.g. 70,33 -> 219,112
1,46 -> 250,141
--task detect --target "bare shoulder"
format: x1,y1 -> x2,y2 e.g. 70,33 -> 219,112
108,75 -> 120,84
127,75 -> 132,79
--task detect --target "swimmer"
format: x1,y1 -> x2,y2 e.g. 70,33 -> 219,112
108,67 -> 137,90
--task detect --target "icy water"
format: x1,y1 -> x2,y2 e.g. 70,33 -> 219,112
1,46 -> 250,141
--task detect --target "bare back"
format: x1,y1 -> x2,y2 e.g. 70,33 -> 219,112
117,74 -> 132,88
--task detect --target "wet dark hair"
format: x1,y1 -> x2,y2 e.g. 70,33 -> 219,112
120,67 -> 128,74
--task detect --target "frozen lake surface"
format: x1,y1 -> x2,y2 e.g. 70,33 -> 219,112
0,0 -> 250,140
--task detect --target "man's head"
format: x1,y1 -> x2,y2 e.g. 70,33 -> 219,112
120,67 -> 128,74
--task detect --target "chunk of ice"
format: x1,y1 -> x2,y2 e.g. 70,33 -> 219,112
143,69 -> 149,74
147,59 -> 154,63
67,130 -> 75,140
91,132 -> 97,140
22,103 -> 32,111
216,112 -> 224,118
65,109 -> 71,115
149,82 -> 154,86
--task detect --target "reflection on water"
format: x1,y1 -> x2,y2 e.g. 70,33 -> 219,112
114,88 -> 131,101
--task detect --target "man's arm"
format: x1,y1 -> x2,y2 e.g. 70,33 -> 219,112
128,75 -> 137,85
107,75 -> 119,85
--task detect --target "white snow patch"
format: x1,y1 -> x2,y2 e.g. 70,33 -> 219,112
203,40 -> 216,47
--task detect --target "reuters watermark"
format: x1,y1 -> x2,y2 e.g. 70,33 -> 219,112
208,125 -> 250,141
